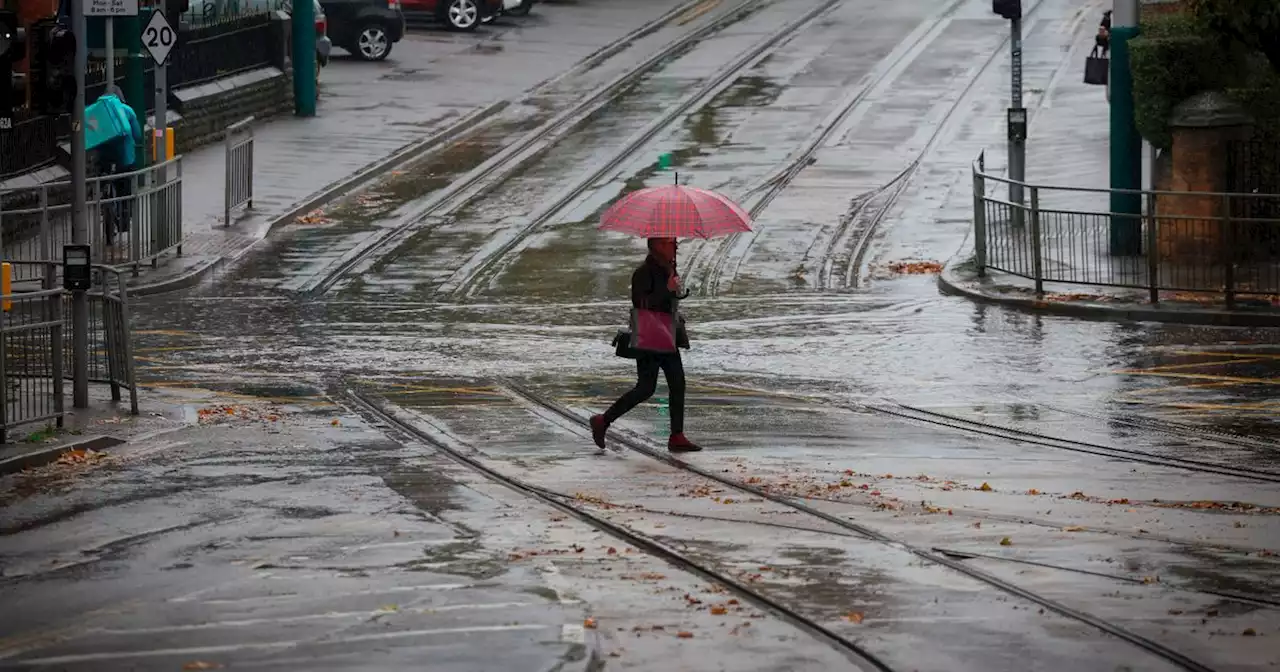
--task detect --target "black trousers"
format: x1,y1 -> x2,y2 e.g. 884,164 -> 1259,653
604,352 -> 685,435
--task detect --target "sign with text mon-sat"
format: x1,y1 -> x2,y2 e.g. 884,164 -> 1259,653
87,0 -> 140,17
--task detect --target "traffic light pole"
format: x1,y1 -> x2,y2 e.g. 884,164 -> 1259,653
1008,16 -> 1025,216
71,0 -> 89,408
1109,0 -> 1142,255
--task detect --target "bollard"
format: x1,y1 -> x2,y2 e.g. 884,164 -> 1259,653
151,127 -> 175,162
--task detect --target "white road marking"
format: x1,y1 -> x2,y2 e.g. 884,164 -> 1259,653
15,624 -> 552,666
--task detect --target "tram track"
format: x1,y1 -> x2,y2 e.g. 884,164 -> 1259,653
864,402 -> 1280,484
684,0 -> 969,296
811,0 -> 1050,291
678,378 -> 1280,483
339,387 -> 896,672
302,0 -> 774,296
438,0 -> 847,301
492,381 -> 1223,672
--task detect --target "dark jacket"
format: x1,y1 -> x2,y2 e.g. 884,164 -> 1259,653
631,255 -> 688,314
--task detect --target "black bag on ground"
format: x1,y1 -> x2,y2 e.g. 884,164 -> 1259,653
1084,47 -> 1109,86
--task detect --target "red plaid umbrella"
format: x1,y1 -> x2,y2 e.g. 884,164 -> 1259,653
598,185 -> 752,239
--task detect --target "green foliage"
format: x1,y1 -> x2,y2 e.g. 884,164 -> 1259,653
1188,0 -> 1280,73
1129,11 -> 1279,150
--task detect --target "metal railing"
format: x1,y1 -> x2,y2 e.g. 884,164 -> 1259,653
972,153 -> 1280,306
0,263 -> 137,442
1,158 -> 184,283
0,111 -> 62,180
225,116 -> 255,226
0,267 -> 65,442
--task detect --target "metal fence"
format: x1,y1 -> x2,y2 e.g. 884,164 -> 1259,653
224,116 -> 255,226
0,263 -> 137,442
972,154 -> 1280,306
0,111 -> 62,180
0,158 -> 184,283
0,267 -> 64,441
171,12 -> 277,88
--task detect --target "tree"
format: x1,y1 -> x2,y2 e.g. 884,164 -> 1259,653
1189,0 -> 1280,72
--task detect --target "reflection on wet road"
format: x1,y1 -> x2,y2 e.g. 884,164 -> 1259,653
6,0 -> 1280,668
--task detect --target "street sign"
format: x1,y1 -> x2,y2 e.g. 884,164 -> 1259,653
142,10 -> 176,65
87,0 -> 139,17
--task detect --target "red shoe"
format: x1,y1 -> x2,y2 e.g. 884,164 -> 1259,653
668,433 -> 702,453
590,415 -> 609,449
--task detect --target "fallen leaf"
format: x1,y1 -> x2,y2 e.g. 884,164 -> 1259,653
979,482 -> 993,492
1063,526 -> 1086,532
1142,576 -> 1159,584
710,606 -> 727,615
584,618 -> 598,629
1169,609 -> 1184,615
378,604 -> 399,612
331,419 -> 341,426
1243,628 -> 1257,636
999,537 -> 1012,546
1027,488 -> 1040,495
607,547 -> 618,555
677,631 -> 694,639
182,663 -> 223,671
846,612 -> 865,624
727,599 -> 739,605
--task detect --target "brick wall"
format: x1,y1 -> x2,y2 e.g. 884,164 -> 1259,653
1142,0 -> 1189,17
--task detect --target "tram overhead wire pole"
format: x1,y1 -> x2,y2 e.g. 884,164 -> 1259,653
992,0 -> 1026,227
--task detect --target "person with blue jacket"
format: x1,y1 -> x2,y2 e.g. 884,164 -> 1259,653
93,87 -> 142,244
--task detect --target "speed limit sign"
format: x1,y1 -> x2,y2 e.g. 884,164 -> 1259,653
142,10 -> 177,65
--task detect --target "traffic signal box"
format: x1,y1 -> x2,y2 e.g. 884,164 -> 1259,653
27,18 -> 76,115
0,9 -> 26,125
992,0 -> 1022,20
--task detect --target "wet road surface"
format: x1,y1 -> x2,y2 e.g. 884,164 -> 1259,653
3,0 -> 1279,669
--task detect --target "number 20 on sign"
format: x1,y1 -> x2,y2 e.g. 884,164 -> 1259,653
143,10 -> 176,65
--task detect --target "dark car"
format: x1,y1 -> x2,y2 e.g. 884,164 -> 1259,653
320,0 -> 407,61
401,0 -> 503,31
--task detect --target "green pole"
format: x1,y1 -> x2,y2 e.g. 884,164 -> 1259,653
1108,0 -> 1142,255
291,0 -> 316,116
120,14 -> 146,167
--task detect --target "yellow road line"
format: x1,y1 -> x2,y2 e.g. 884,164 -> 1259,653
1120,357 -> 1269,373
1111,371 -> 1280,385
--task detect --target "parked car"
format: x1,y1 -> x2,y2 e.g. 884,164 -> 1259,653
503,0 -> 533,16
401,0 -> 503,31
320,0 -> 407,61
482,0 -> 533,23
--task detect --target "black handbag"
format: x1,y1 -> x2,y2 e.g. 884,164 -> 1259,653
613,329 -> 639,359
1084,47 -> 1109,86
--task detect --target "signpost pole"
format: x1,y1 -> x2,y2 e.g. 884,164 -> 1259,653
71,0 -> 89,409
104,17 -> 114,87
142,9 -> 174,164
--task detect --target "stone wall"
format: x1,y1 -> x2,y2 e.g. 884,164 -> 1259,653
163,67 -> 295,154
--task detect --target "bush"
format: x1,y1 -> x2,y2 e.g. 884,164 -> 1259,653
1130,10 -> 1280,150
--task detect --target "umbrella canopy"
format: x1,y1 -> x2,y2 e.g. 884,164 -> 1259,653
598,185 -> 752,239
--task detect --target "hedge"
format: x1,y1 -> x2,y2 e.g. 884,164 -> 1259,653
1129,12 -> 1278,150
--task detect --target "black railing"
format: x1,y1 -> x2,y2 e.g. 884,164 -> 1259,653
171,12 -> 276,89
0,110 -> 61,180
9,10 -> 280,177
973,156 -> 1280,306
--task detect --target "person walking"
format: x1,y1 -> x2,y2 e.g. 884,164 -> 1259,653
591,237 -> 702,453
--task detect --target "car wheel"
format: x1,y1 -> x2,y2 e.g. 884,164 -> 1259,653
444,0 -> 480,31
506,0 -> 531,16
354,22 -> 392,61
